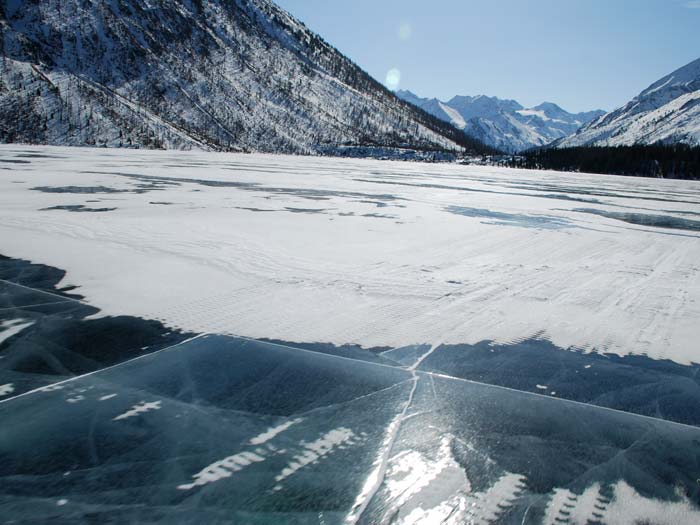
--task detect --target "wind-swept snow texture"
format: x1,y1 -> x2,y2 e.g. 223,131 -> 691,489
1,145 -> 699,365
0,0 -> 479,155
559,57 -> 700,147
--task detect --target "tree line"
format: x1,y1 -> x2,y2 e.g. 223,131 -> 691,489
509,144 -> 700,180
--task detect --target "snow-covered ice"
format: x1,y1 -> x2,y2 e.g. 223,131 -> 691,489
1,145 -> 699,364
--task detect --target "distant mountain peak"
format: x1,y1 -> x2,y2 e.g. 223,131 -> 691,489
534,102 -> 564,113
398,91 -> 603,152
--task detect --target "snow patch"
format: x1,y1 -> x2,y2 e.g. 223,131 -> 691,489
0,384 -> 15,397
113,401 -> 162,421
178,450 -> 267,490
249,418 -> 303,445
275,427 -> 356,483
0,319 -> 34,345
99,393 -> 117,401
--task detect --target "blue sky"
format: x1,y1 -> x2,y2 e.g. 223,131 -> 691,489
275,0 -> 700,113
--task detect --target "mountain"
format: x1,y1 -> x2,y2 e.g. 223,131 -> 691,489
396,90 -> 604,153
448,95 -> 523,121
558,57 -> 700,148
0,0 -> 486,156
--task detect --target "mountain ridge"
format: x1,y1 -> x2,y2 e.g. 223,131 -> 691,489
557,57 -> 700,148
0,0 -> 491,156
397,89 -> 604,152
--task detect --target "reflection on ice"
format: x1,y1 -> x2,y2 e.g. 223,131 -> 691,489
381,436 -> 471,522
353,356 -> 700,523
2,333 -> 700,523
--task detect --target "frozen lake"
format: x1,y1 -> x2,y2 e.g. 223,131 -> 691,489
1,145 -> 699,363
2,145 -> 700,523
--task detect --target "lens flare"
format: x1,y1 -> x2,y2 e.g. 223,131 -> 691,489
385,68 -> 401,90
398,22 -> 413,40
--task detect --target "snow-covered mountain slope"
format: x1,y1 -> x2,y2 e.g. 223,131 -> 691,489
558,57 -> 700,148
448,94 -> 523,122
0,0 -> 483,155
396,90 -> 604,152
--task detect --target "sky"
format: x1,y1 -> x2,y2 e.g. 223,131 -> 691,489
275,0 -> 700,113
